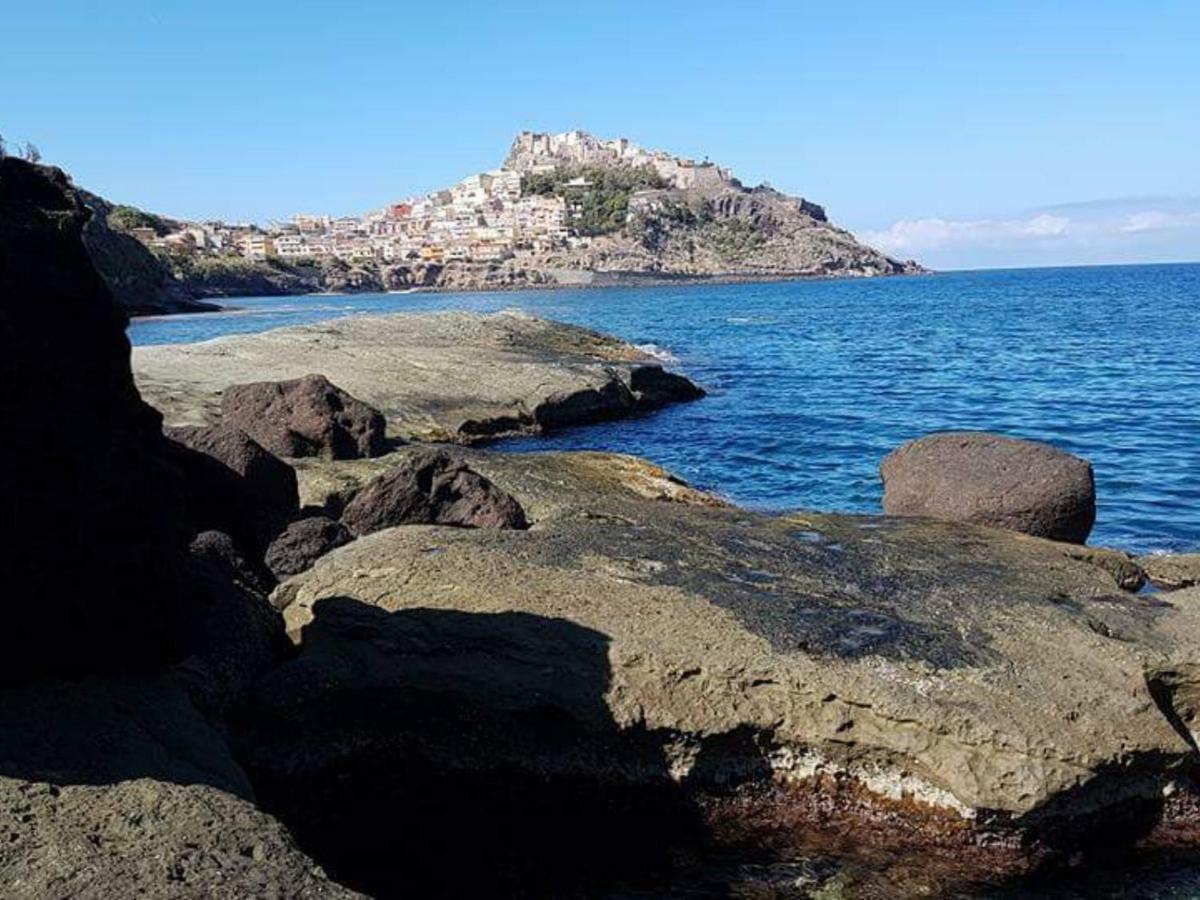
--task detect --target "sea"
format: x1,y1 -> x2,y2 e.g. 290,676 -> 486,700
130,262 -> 1200,555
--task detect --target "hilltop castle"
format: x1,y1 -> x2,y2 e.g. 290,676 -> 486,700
504,130 -> 734,193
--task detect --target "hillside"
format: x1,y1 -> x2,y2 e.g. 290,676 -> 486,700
502,130 -> 922,279
76,190 -> 219,316
70,130 -> 922,314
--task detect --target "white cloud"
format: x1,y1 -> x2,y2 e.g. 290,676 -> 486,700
1120,210 -> 1200,233
861,213 -> 1071,253
859,197 -> 1200,268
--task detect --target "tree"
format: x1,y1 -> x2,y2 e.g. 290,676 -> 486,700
0,133 -> 6,158
21,142 -> 41,163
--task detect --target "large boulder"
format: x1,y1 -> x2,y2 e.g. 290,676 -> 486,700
177,559 -> 291,715
340,449 -> 528,536
264,516 -> 354,579
260,450 -> 1200,896
221,374 -> 387,460
166,424 -> 299,553
0,157 -> 193,684
880,432 -> 1096,543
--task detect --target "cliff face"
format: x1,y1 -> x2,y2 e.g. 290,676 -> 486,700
77,190 -> 220,316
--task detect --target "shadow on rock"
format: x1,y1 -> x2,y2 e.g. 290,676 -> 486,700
237,597 -> 710,898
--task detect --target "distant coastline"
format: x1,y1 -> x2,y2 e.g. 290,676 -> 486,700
126,265 -> 936,318
67,128 -> 923,317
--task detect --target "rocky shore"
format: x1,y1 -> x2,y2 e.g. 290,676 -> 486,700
132,309 -> 704,441
4,155 -> 1200,898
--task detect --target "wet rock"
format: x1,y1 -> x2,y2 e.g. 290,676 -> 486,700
265,516 -> 354,579
266,450 -> 1200,892
1137,554 -> 1200,591
220,374 -> 387,460
165,424 -> 299,553
0,157 -> 193,684
629,364 -> 707,410
881,432 -> 1096,543
133,310 -> 704,441
340,449 -> 529,536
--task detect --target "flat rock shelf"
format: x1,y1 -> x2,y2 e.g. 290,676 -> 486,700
256,446 -> 1200,896
132,309 -> 704,442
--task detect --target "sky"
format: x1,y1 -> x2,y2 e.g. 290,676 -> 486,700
3,0 -> 1197,269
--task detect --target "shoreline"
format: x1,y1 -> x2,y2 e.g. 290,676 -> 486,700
129,266 -> 935,319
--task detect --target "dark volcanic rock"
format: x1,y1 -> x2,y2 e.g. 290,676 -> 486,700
221,374 -> 387,460
177,558 -> 291,715
265,516 -> 354,579
881,432 -> 1096,544
189,529 -> 275,595
629,364 -> 707,410
0,159 -> 356,897
166,424 -> 299,553
0,157 -> 193,684
340,449 -> 529,535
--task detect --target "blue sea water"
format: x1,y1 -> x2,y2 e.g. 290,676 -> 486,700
130,263 -> 1200,554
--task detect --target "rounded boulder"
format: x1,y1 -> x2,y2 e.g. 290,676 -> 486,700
220,373 -> 387,460
341,449 -> 529,536
265,515 -> 355,579
881,432 -> 1095,544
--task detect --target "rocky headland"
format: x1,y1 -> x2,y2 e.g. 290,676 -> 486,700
4,155 -> 1200,898
64,129 -> 924,315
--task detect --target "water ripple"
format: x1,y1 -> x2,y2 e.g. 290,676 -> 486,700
130,263 -> 1200,553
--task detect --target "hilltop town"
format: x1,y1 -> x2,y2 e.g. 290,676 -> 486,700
85,130 -> 921,311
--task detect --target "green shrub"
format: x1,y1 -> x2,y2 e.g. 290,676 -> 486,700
702,218 -> 766,260
520,164 -> 668,236
108,205 -> 170,236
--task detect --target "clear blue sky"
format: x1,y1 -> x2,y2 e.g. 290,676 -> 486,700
4,1 -> 1197,267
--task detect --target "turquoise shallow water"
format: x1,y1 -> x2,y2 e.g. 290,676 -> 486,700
130,263 -> 1200,554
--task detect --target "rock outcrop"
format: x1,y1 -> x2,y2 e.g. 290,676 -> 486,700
265,516 -> 355,579
132,310 -> 705,441
340,449 -> 529,535
189,529 -> 275,596
501,130 -> 922,280
0,157 -> 194,684
220,374 -> 387,460
1138,554 -> 1200,591
165,424 -> 300,554
1061,545 -> 1147,592
77,190 -> 219,316
262,448 -> 1200,895
0,157 -> 355,898
8,155 -> 1200,897
0,673 -> 356,898
881,432 -> 1097,544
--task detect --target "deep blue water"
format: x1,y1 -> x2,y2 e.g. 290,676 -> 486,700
130,263 -> 1200,554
